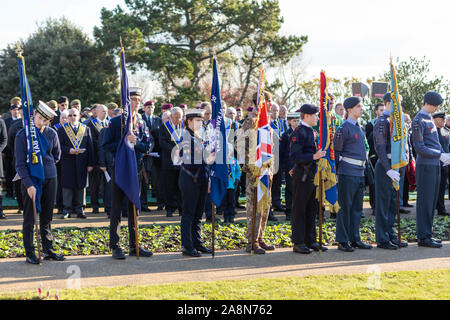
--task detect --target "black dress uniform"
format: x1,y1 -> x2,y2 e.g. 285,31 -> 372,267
433,112 -> 450,216
102,109 -> 153,259
290,104 -> 325,254
6,119 -> 24,215
0,119 -> 7,219
15,101 -> 64,264
178,109 -> 211,257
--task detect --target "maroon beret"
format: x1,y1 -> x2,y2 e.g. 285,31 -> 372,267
144,100 -> 155,107
161,103 -> 173,111
247,106 -> 254,112
178,104 -> 186,109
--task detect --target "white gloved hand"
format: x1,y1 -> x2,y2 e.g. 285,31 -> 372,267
386,169 -> 401,182
440,153 -> 450,163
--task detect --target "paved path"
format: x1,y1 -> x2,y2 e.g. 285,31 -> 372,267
0,242 -> 448,294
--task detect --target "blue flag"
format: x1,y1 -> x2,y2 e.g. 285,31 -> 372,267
17,55 -> 48,213
114,48 -> 141,210
209,58 -> 228,207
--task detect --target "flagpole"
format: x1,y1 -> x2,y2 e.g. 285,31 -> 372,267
251,188 -> 257,255
32,196 -> 42,264
211,202 -> 216,258
318,171 -> 323,251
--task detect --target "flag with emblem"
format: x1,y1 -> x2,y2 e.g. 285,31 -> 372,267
17,52 -> 48,212
209,57 -> 228,207
314,71 -> 339,211
254,69 -> 273,214
114,46 -> 141,210
389,58 -> 408,190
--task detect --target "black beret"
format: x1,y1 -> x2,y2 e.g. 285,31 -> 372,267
343,97 -> 362,109
424,91 -> 443,106
57,96 -> 68,104
299,104 -> 319,115
432,112 -> 446,119
383,92 -> 392,103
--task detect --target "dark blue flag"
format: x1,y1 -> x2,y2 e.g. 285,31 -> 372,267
114,48 -> 141,210
209,58 -> 228,207
17,54 -> 48,212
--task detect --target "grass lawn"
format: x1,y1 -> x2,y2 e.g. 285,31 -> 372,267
1,269 -> 448,300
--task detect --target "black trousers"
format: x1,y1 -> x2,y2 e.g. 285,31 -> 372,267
151,165 -> 164,207
22,178 -> 57,257
139,169 -> 151,208
162,169 -> 181,213
223,188 -> 236,218
109,165 -> 138,250
291,173 -> 317,245
89,167 -> 104,211
62,188 -> 85,214
3,156 -> 14,196
179,170 -> 207,250
271,170 -> 283,208
436,166 -> 448,214
56,163 -> 63,212
283,169 -> 293,215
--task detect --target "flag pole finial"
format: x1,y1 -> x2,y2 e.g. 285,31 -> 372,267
120,37 -> 124,50
390,52 -> 393,64
15,43 -> 23,57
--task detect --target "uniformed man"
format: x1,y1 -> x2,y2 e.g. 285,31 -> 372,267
433,112 -> 450,216
15,101 -> 64,264
86,105 -> 109,214
0,118 -> 7,219
412,92 -> 449,248
53,110 -> 69,214
334,97 -> 373,252
159,107 -> 183,217
290,104 -> 327,254
51,96 -> 69,127
279,112 -> 300,221
4,97 -> 22,198
177,109 -> 213,257
374,92 -> 408,249
57,107 -> 94,219
102,87 -> 153,259
269,103 -> 284,217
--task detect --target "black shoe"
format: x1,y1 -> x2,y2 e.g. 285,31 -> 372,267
307,243 -> 328,252
112,247 -> 126,260
92,209 -> 99,214
182,248 -> 201,257
403,203 -> 413,208
178,209 -> 183,216
285,215 -> 291,221
26,255 -> 40,265
157,205 -> 164,211
377,242 -> 398,250
437,211 -> 449,216
77,213 -> 87,219
236,204 -> 245,209
129,247 -> 153,257
399,208 -> 410,214
273,206 -> 285,212
351,241 -> 373,249
293,244 -> 311,254
0,212 -> 7,219
338,242 -> 355,252
418,238 -> 442,248
195,245 -> 212,254
166,211 -> 174,217
141,207 -> 151,212
43,252 -> 66,261
431,238 -> 442,244
330,213 -> 337,220
390,239 -> 408,248
17,209 -> 23,214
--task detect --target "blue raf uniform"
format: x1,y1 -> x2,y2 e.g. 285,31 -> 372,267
290,104 -> 326,254
178,109 -> 211,257
412,92 -> 446,248
433,112 -> 450,216
333,97 -> 372,252
101,88 -> 153,259
373,92 -> 406,249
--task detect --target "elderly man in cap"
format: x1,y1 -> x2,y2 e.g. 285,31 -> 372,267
58,107 -> 94,219
106,102 -> 118,122
3,97 -> 23,198
373,92 -> 408,250
15,101 -> 64,264
86,105 -> 109,214
102,87 -> 153,259
412,92 -> 450,248
432,112 -> 450,217
279,112 -> 300,221
290,104 -> 327,254
334,97 -> 373,252
159,106 -> 183,217
141,100 -> 163,211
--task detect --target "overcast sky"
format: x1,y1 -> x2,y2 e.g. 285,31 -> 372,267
1,0 -> 449,81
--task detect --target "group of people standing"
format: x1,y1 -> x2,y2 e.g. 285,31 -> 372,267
0,86 -> 446,264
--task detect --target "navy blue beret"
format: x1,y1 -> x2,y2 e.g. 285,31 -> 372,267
383,92 -> 392,102
299,104 -> 319,115
424,91 -> 443,106
343,97 -> 362,109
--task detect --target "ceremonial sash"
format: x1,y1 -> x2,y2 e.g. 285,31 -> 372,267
63,122 -> 86,149
164,120 -> 182,145
270,119 -> 284,139
54,123 -> 61,130
91,118 -> 104,132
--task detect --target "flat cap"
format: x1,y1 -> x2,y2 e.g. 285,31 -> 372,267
299,104 -> 319,115
70,99 -> 81,107
432,111 -> 446,119
36,100 -> 57,120
424,91 -> 443,106
343,97 -> 362,109
46,100 -> 58,110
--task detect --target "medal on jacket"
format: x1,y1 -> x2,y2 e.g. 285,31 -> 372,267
164,119 -> 182,145
63,122 -> 86,149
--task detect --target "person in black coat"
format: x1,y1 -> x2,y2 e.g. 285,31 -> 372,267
6,117 -> 24,216
15,101 -> 64,264
0,118 -> 7,219
159,107 -> 183,217
57,108 -> 94,219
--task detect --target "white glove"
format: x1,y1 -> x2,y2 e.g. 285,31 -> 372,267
440,153 -> 450,166
386,169 -> 400,182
